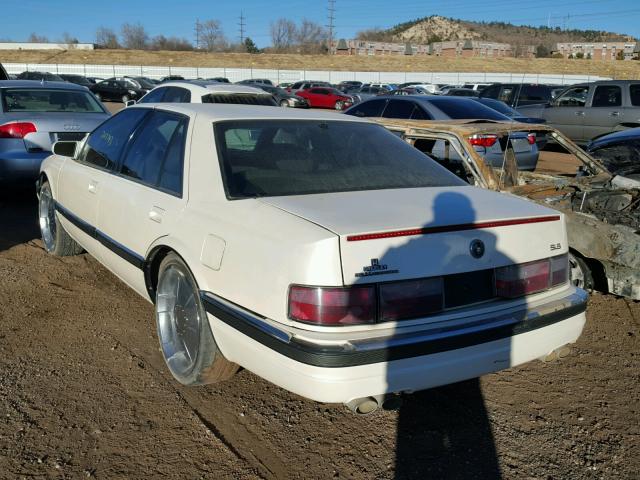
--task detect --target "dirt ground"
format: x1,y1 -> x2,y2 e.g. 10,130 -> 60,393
2,48 -> 640,79
1,180 -> 639,480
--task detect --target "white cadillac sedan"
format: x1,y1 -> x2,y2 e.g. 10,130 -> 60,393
38,104 -> 587,413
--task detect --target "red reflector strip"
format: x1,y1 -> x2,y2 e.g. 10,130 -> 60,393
346,215 -> 561,242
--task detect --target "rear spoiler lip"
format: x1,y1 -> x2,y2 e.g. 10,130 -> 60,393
346,215 -> 561,242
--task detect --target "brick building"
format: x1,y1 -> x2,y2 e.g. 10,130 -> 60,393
553,41 -> 639,60
332,39 -> 535,58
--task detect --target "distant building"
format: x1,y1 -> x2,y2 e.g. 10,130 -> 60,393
331,39 -> 534,58
553,42 -> 638,60
0,42 -> 95,51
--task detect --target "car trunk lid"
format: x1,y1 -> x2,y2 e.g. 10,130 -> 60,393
258,186 -> 566,284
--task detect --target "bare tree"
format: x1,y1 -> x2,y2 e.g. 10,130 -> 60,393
150,35 -> 193,51
196,20 -> 227,51
28,33 -> 48,43
121,22 -> 148,50
296,19 -> 326,53
60,32 -> 79,49
270,18 -> 296,51
96,27 -> 120,49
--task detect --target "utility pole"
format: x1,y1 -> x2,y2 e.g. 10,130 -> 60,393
326,0 -> 336,54
239,11 -> 246,45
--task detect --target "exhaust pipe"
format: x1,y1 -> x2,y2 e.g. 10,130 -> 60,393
344,394 -> 402,415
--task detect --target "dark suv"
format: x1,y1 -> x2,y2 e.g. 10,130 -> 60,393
17,71 -> 65,82
479,83 -> 564,108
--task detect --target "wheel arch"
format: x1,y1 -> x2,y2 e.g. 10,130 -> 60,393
568,247 -> 608,293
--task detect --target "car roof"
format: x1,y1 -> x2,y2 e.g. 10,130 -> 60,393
129,103 -> 370,123
587,127 -> 640,150
155,81 -> 269,95
0,79 -> 89,90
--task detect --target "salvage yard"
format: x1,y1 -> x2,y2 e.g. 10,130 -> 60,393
0,185 -> 638,479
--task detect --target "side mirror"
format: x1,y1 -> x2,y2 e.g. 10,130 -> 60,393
52,140 -> 78,158
125,99 -> 137,107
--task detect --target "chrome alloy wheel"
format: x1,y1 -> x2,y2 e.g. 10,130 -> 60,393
156,266 -> 202,379
568,252 -> 586,289
39,185 -> 57,252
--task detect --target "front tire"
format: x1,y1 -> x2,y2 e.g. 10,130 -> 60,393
334,100 -> 344,110
279,99 -> 290,108
94,92 -> 101,101
155,253 -> 238,385
121,94 -> 130,104
38,181 -> 83,256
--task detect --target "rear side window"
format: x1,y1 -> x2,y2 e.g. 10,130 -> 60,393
120,110 -> 187,196
162,87 -> 191,103
1,88 -> 104,113
345,99 -> 387,118
81,108 -> 148,170
382,100 -> 416,119
630,84 -> 640,106
592,85 -> 622,107
139,87 -> 166,103
519,85 -> 552,102
479,85 -> 501,99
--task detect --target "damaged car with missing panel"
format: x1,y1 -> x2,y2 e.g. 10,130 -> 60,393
375,118 -> 640,300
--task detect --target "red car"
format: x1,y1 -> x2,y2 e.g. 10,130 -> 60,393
296,87 -> 353,110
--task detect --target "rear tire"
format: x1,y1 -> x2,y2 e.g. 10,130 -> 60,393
155,252 -> 238,385
38,181 -> 83,256
569,251 -> 593,290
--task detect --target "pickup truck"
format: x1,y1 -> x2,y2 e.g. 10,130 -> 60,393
517,80 -> 640,145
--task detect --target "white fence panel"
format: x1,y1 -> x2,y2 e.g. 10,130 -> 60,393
4,62 -> 612,85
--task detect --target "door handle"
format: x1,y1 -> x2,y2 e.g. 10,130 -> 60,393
88,180 -> 98,194
575,111 -> 585,116
148,206 -> 165,224
610,111 -> 621,117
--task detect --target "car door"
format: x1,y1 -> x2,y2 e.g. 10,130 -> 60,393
583,84 -> 624,141
94,109 -> 190,297
542,86 -> 590,142
56,108 -> 150,261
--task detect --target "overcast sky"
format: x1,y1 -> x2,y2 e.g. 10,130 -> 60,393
3,0 -> 639,48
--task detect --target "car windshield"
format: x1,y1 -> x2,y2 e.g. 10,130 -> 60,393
1,88 -> 105,113
215,120 -> 465,198
426,98 -> 510,121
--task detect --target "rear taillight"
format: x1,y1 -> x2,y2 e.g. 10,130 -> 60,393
495,254 -> 568,299
0,122 -> 37,139
288,285 -> 375,326
527,133 -> 536,145
289,254 -> 569,326
379,278 -> 443,321
469,134 -> 498,147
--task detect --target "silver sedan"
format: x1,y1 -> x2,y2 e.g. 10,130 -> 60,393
0,80 -> 110,183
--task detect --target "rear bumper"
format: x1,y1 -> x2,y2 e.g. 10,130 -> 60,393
203,286 -> 587,403
0,149 -> 49,182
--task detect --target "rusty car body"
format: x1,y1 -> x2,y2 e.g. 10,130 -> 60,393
374,118 -> 640,300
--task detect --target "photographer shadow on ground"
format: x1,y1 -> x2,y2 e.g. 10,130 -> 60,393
359,190 -> 515,479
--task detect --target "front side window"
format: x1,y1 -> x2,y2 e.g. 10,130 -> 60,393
555,87 -> 589,107
480,85 -> 501,99
80,108 -> 148,169
1,88 -> 105,113
591,85 -> 622,107
214,120 -> 465,199
120,110 -> 187,195
498,87 -> 514,102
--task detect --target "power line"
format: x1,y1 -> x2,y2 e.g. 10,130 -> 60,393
239,11 -> 246,44
326,0 -> 336,54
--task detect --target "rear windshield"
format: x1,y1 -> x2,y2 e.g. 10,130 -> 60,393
426,98 -> 510,121
214,120 -> 465,199
473,97 -> 518,116
201,94 -> 277,106
1,88 -> 105,113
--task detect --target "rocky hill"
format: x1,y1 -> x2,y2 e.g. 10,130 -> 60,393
358,15 -> 631,51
